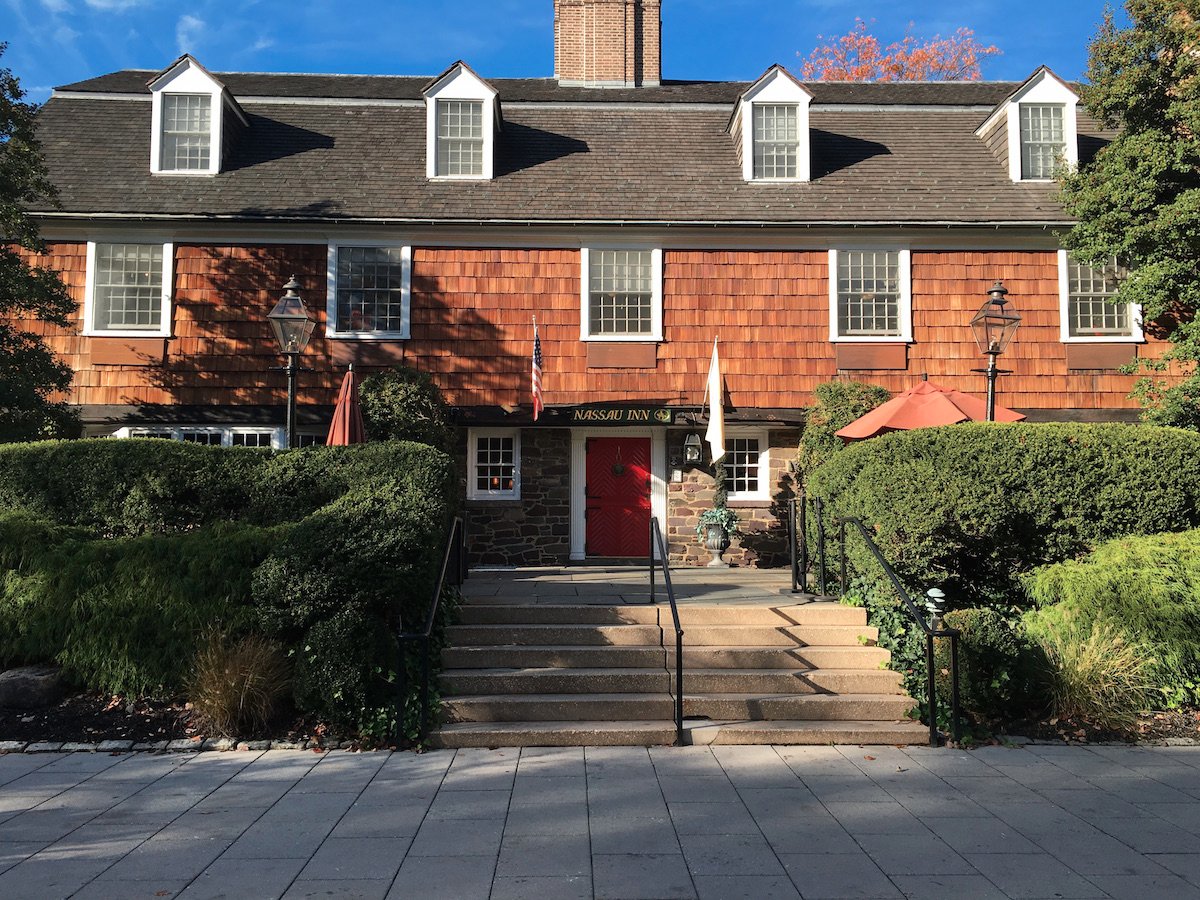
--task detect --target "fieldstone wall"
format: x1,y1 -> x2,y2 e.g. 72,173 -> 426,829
665,429 -> 799,568
462,428 -> 572,567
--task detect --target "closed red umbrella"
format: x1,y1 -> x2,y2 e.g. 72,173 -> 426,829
836,381 -> 1025,442
326,367 -> 366,446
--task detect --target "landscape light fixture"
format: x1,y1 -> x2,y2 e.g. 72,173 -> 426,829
266,276 -> 316,448
970,281 -> 1021,421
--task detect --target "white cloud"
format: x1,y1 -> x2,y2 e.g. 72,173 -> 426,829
251,36 -> 274,52
83,0 -> 149,9
176,14 -> 205,54
41,0 -> 71,12
54,24 -> 80,45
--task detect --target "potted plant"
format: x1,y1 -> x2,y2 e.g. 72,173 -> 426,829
696,505 -> 739,567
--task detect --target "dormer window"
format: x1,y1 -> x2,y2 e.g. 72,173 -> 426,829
1020,104 -> 1064,180
976,67 -> 1078,184
731,65 -> 813,183
161,94 -> 212,171
753,104 -> 799,179
423,62 -> 499,181
148,55 -> 247,176
437,100 -> 485,177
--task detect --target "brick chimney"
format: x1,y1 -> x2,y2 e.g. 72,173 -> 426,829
554,0 -> 661,88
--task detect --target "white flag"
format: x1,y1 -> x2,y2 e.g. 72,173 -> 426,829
704,337 -> 725,463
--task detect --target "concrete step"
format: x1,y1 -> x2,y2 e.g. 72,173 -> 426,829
439,667 -> 903,697
444,693 -> 674,722
429,721 -> 678,748
445,624 -> 664,647
442,645 -> 666,669
455,603 -> 867,627
669,646 -> 892,669
684,693 -> 916,722
440,668 -> 671,695
681,625 -> 877,647
701,719 -> 929,746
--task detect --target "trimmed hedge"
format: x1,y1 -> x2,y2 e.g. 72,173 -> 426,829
808,423 -> 1200,606
0,439 -> 458,737
1024,529 -> 1200,708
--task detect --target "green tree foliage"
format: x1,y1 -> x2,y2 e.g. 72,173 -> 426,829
796,380 -> 891,481
1058,3 -> 1200,426
359,366 -> 454,450
0,43 -> 78,440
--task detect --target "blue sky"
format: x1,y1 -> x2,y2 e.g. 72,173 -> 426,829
3,0 -> 1123,103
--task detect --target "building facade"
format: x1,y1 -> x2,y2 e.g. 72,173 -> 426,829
19,0 -> 1160,566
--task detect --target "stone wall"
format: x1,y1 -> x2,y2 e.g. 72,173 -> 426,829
463,428 -> 571,567
665,429 -> 799,568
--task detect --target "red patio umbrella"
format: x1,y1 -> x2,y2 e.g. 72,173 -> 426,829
326,366 -> 366,446
835,381 -> 1025,442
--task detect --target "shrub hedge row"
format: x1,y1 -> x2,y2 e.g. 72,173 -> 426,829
808,423 -> 1200,607
0,439 -> 458,738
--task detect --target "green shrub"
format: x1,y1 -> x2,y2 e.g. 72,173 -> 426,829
796,380 -> 891,482
1023,529 -> 1200,708
934,608 -> 1037,723
1023,608 -> 1154,731
360,366 -> 454,450
807,423 -> 1200,607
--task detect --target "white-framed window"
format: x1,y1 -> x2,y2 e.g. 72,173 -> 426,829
468,428 -> 520,500
580,247 -> 663,341
180,428 -> 223,446
1058,250 -> 1142,343
828,248 -> 912,342
84,241 -> 173,337
1020,103 -> 1064,180
160,94 -> 212,172
423,62 -> 497,180
437,100 -> 484,177
736,65 -> 812,183
752,104 -> 799,180
326,244 -> 412,339
724,431 -> 770,501
120,426 -> 284,448
230,430 -> 275,448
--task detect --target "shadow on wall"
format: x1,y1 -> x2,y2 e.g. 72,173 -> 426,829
736,472 -> 798,569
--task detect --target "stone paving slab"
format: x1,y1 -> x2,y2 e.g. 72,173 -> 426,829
0,744 -> 1198,897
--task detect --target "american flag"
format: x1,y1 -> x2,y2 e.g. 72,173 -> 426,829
531,317 -> 544,422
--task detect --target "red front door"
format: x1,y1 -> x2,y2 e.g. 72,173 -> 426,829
586,437 -> 652,558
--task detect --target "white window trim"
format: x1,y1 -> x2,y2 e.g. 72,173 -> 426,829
83,240 -> 174,338
736,66 -> 813,183
724,429 -> 771,502
149,59 -> 226,176
117,425 -> 286,448
827,248 -> 912,343
1004,72 -> 1078,183
325,242 -> 412,340
579,246 -> 663,342
467,428 -> 521,501
1057,250 -> 1143,344
424,64 -> 497,181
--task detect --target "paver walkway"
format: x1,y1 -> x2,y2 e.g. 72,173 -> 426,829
0,744 -> 1198,899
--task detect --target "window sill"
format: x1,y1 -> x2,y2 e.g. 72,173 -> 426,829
326,332 -> 410,341
580,335 -> 663,344
727,498 -> 771,508
828,335 -> 911,344
84,330 -> 171,339
466,496 -> 522,505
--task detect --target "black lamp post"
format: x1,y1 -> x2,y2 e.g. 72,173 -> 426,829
970,281 -> 1022,421
266,276 -> 316,448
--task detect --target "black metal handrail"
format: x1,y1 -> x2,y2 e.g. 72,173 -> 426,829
648,518 -> 685,746
834,516 -> 961,746
788,491 -> 828,595
395,516 -> 465,745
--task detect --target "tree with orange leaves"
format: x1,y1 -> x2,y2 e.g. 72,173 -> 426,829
799,18 -> 1000,81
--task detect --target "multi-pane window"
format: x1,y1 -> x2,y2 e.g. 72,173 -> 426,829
180,430 -> 223,446
753,104 -> 798,179
231,431 -> 274,448
726,437 -> 766,499
1020,104 -> 1064,179
437,100 -> 484,176
470,431 -> 518,499
296,434 -> 327,448
836,250 -> 902,337
161,94 -> 211,171
92,243 -> 166,333
1067,257 -> 1132,337
334,246 -> 409,334
129,430 -> 174,440
588,249 -> 654,337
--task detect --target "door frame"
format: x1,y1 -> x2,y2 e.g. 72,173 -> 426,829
570,428 -> 667,561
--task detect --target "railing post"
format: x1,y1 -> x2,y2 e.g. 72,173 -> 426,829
675,629 -> 684,747
649,521 -> 656,605
419,639 -> 431,740
815,497 -> 827,597
925,632 -> 938,747
789,498 -> 799,593
799,490 -> 809,594
395,640 -> 408,747
838,519 -> 848,597
949,631 -> 962,744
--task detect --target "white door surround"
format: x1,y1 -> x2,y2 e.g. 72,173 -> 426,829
570,427 -> 668,561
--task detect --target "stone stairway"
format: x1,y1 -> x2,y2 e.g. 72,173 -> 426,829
430,601 -> 927,748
